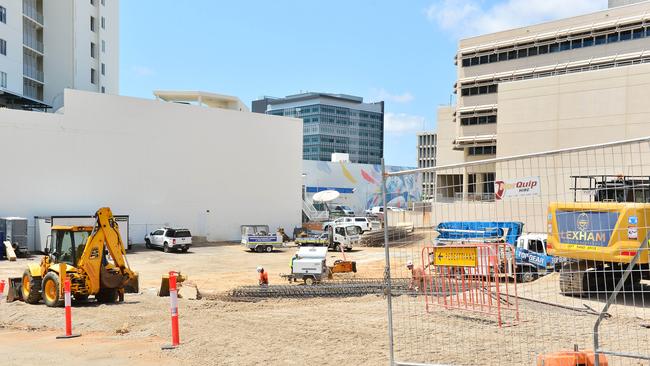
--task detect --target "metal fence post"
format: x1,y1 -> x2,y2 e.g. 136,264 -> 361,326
594,238 -> 649,366
382,159 -> 395,366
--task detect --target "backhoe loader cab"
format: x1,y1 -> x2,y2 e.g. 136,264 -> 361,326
12,207 -> 139,307
47,226 -> 93,267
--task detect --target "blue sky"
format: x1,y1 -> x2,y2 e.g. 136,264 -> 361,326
120,0 -> 607,167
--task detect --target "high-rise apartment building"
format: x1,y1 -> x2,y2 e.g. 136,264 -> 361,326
436,0 -> 650,200
253,93 -> 384,165
0,0 -> 119,111
417,132 -> 437,199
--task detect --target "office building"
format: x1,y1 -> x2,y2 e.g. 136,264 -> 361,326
417,132 -> 437,199
0,0 -> 119,111
435,0 -> 650,200
253,93 -> 384,165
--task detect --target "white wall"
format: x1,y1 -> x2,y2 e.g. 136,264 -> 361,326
0,89 -> 303,242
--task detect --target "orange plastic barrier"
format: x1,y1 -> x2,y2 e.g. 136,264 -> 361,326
536,351 -> 608,366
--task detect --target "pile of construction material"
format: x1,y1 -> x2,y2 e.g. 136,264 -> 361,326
201,278 -> 412,301
359,223 -> 415,247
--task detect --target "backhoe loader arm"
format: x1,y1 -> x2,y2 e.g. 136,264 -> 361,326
76,207 -> 136,294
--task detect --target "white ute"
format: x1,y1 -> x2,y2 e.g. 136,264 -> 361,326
145,228 -> 192,253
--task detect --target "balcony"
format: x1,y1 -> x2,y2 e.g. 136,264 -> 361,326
23,38 -> 44,54
22,3 -> 43,26
23,65 -> 44,83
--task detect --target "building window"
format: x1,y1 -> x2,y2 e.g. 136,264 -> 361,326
90,42 -> 96,58
101,16 -> 105,29
468,146 -> 496,156
0,39 -> 6,56
0,6 -> 6,24
90,0 -> 95,5
460,114 -> 497,126
101,86 -> 105,93
460,84 -> 498,96
90,16 -> 96,32
101,63 -> 105,75
91,68 -> 97,84
101,40 -> 106,53
0,71 -> 6,88
460,24 -> 650,68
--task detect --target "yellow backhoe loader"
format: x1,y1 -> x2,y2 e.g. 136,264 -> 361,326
8,207 -> 138,307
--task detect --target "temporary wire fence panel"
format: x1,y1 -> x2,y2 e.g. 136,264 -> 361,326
382,138 -> 650,366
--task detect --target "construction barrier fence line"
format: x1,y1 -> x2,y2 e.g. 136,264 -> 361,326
382,137 -> 650,366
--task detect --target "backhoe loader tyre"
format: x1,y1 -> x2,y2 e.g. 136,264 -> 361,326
96,288 -> 118,303
42,272 -> 63,307
21,269 -> 42,304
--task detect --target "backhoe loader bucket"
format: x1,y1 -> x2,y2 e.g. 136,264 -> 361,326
124,273 -> 139,294
158,272 -> 186,297
6,277 -> 23,302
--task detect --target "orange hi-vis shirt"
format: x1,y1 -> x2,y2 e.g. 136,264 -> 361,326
259,271 -> 269,285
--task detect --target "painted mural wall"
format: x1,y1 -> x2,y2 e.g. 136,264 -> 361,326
302,160 -> 421,215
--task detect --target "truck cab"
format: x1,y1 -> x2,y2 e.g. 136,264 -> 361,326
514,233 -> 564,282
331,224 -> 361,252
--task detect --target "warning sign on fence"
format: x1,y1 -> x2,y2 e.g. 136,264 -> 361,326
433,247 -> 478,267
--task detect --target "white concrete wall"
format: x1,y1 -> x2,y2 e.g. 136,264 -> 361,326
0,89 -> 303,242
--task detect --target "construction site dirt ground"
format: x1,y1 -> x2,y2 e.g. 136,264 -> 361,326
0,244 -> 391,365
2,242 -> 650,365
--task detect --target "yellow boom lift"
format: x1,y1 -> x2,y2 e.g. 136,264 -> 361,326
9,207 -> 138,307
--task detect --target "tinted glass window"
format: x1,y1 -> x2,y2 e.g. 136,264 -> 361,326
620,30 -> 632,41
355,218 -> 366,222
583,37 -> 594,47
166,229 -> 176,237
154,230 -> 164,235
607,32 -> 619,43
175,230 -> 191,238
